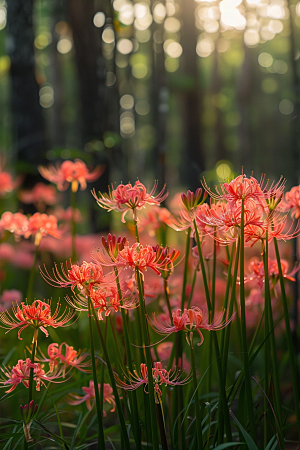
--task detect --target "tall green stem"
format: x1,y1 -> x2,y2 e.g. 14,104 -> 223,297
135,268 -> 160,450
88,298 -> 105,450
240,199 -> 256,440
89,300 -> 131,450
26,244 -> 39,304
164,279 -> 173,321
262,240 -> 284,449
193,219 -> 232,441
181,227 -> 191,310
115,267 -> 141,450
189,335 -> 204,450
28,328 -> 38,404
71,186 -> 77,262
274,237 -> 300,440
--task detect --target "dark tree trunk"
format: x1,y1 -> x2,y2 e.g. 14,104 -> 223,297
180,0 -> 205,190
66,0 -> 113,231
6,0 -> 46,183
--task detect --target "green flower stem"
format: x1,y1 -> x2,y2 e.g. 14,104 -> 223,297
222,239 -> 240,375
221,243 -> 235,318
156,394 -> 168,450
28,328 -> 38,404
89,299 -> 131,450
181,227 -> 191,310
134,219 -> 140,243
164,279 -> 173,322
135,268 -> 160,450
193,219 -> 211,312
88,298 -> 105,450
211,230 -> 217,318
109,315 -> 125,370
189,334 -> 204,450
26,243 -> 39,304
71,187 -> 77,262
175,227 -> 191,449
115,267 -> 141,450
240,199 -> 256,440
274,237 -> 300,440
262,241 -> 284,449
263,234 -> 271,446
187,266 -> 198,309
193,219 -> 232,441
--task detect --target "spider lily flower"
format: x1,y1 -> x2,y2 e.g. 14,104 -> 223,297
40,260 -> 110,296
67,284 -> 137,320
19,400 -> 38,442
284,185 -> 300,219
0,358 -> 69,393
152,245 -> 180,279
101,234 -> 128,259
181,188 -> 208,212
137,205 -> 172,235
92,180 -> 168,222
169,202 -> 211,234
19,183 -> 58,211
0,299 -> 76,340
116,362 -> 190,397
28,213 -> 61,245
37,342 -> 91,377
0,156 -> 21,197
94,242 -> 174,277
39,159 -> 104,192
202,174 -> 266,208
244,258 -> 299,290
150,307 -> 234,346
69,381 -> 116,413
0,212 -> 30,238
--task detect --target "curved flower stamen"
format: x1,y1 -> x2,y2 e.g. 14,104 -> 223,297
0,299 -> 76,340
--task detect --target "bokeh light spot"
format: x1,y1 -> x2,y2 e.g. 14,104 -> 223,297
258,52 -> 273,67
57,38 -> 72,54
120,94 -> 134,109
279,99 -> 294,115
93,12 -> 105,28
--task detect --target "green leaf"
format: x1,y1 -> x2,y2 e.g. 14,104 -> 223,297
230,412 -> 260,450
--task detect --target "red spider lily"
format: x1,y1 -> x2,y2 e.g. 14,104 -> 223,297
101,233 -> 128,259
0,299 -> 76,340
28,213 -> 61,244
92,180 -> 168,222
150,307 -> 234,346
169,202 -> 211,234
66,285 -> 137,320
0,358 -> 69,393
39,159 -> 104,192
137,205 -> 172,234
153,245 -> 180,279
19,183 -> 58,211
0,212 -> 30,238
69,380 -> 116,413
0,156 -> 21,197
37,342 -> 91,377
116,362 -> 190,396
40,260 -> 109,295
283,184 -> 300,219
203,174 -> 266,208
244,258 -> 299,290
94,242 -> 174,277
19,400 -> 38,442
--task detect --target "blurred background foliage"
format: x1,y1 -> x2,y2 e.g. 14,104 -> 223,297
0,0 -> 300,195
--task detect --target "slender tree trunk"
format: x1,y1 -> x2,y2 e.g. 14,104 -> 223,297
180,0 -> 205,190
6,0 -> 46,187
